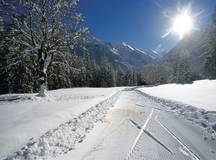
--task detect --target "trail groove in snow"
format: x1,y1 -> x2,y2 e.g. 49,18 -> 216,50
155,115 -> 200,160
125,108 -> 154,160
128,119 -> 172,154
4,91 -> 122,160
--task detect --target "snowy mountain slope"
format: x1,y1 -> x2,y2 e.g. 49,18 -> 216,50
163,30 -> 208,72
0,87 -> 123,159
73,34 -> 161,70
114,42 -> 161,70
122,42 -> 135,50
148,50 -> 162,60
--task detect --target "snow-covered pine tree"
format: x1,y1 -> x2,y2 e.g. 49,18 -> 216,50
47,51 -> 74,90
141,64 -> 158,85
175,52 -> 192,84
2,0 -> 86,96
116,68 -> 125,86
132,70 -> 138,86
90,61 -> 100,87
141,63 -> 174,85
98,55 -> 115,87
0,15 -> 9,94
83,55 -> 101,87
203,7 -> 216,79
124,66 -> 134,86
0,16 -> 3,32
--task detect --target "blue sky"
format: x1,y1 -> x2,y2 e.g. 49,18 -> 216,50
78,0 -> 216,53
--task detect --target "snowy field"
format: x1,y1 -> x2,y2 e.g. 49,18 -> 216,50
0,87 -> 123,159
1,85 -> 216,160
138,80 -> 216,144
139,80 -> 216,111
52,89 -> 216,160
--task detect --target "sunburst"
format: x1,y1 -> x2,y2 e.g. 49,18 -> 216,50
162,4 -> 202,39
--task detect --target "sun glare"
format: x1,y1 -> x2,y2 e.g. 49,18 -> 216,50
162,4 -> 201,39
171,12 -> 193,39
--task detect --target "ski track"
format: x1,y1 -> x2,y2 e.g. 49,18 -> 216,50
155,115 -> 200,160
128,119 -> 173,154
125,108 -> 154,160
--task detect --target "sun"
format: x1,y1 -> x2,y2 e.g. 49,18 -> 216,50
171,11 -> 193,39
162,4 -> 201,39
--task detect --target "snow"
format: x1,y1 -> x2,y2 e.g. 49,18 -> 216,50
134,48 -> 147,55
137,80 -> 216,140
139,80 -> 216,111
52,90 -> 152,160
0,87 -> 123,159
110,47 -> 119,55
151,49 -> 160,55
51,89 -> 216,160
122,42 -> 135,51
148,50 -> 161,59
1,81 -> 216,160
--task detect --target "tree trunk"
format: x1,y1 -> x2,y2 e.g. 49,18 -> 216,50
37,72 -> 47,97
37,59 -> 47,97
37,49 -> 52,97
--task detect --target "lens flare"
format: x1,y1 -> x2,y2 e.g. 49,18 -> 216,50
162,4 -> 202,39
171,11 -> 193,39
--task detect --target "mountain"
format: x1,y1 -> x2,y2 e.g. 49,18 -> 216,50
74,30 -> 208,73
74,34 -> 161,70
114,42 -> 161,70
163,29 -> 208,72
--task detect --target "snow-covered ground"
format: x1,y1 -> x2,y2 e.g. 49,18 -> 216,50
51,89 -> 216,160
0,87 -> 123,159
139,80 -> 216,111
138,80 -> 216,142
1,86 -> 216,160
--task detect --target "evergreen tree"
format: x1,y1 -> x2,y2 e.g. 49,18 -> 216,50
175,54 -> 192,84
83,55 -> 100,87
203,7 -> 216,79
132,70 -> 138,86
47,52 -> 72,90
123,66 -> 134,86
116,68 -> 124,86
89,61 -> 101,87
98,55 -> 115,87
0,16 -> 9,94
136,72 -> 146,86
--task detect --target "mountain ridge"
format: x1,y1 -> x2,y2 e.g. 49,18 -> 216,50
73,34 -> 162,70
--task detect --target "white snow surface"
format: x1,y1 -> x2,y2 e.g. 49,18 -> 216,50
0,87 -> 123,159
122,42 -> 135,50
134,48 -> 147,55
139,80 -> 216,111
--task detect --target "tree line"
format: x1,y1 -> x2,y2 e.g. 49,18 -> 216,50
141,8 -> 216,85
0,0 -> 143,95
0,1 -> 216,95
203,7 -> 216,79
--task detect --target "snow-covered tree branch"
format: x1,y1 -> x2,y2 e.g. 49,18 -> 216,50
1,0 -> 87,96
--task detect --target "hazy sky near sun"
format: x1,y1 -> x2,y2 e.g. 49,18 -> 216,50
78,0 -> 216,53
